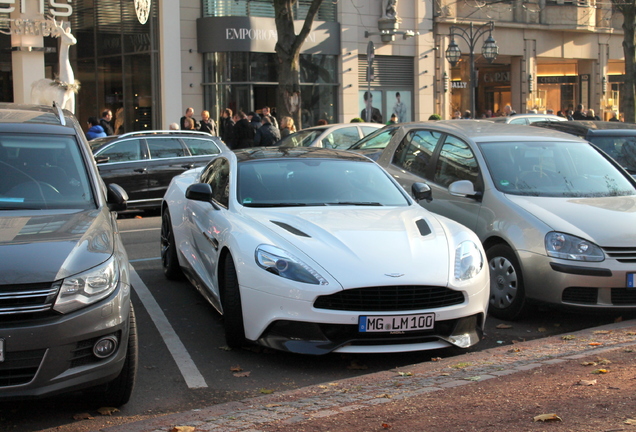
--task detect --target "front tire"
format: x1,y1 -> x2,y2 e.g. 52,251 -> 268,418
487,244 -> 527,320
221,256 -> 246,348
160,208 -> 183,280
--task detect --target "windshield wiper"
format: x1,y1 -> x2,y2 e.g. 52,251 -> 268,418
325,201 -> 384,206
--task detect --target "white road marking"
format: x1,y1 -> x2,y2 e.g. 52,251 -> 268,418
119,227 -> 161,233
129,257 -> 161,263
129,266 -> 208,389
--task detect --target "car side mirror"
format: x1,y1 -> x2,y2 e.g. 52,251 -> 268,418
95,155 -> 110,164
449,180 -> 482,200
107,183 -> 128,212
411,182 -> 432,202
186,183 -> 214,202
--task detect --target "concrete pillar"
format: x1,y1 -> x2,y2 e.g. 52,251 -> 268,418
10,3 -> 45,104
159,0 -> 183,128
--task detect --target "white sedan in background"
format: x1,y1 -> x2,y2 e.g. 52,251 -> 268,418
276,122 -> 382,149
160,147 -> 488,355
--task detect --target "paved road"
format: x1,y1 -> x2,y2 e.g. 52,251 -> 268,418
0,215 -> 627,432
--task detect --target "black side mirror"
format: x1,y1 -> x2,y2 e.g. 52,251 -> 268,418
107,183 -> 128,212
186,183 -> 214,202
412,182 -> 432,202
95,155 -> 110,164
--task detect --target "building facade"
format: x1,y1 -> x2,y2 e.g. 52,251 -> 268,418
0,0 -> 627,130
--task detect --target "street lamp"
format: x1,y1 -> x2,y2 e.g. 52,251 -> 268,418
445,22 -> 498,118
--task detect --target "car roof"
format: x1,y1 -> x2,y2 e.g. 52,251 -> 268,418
234,146 -> 374,163
297,122 -> 382,132
401,120 -> 589,144
532,120 -> 636,137
89,130 -> 221,153
488,114 -> 566,123
0,103 -> 77,133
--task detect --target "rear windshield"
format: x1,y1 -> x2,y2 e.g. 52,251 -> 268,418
0,134 -> 95,210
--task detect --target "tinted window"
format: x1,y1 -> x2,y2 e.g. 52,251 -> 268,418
278,129 -> 326,148
204,157 -> 230,207
0,134 -> 94,209
361,126 -> 380,136
322,127 -> 360,149
183,137 -> 221,156
434,136 -> 479,187
350,127 -> 396,150
392,130 -> 441,179
590,136 -> 636,174
148,138 -> 186,159
508,117 -> 527,125
99,139 -> 142,162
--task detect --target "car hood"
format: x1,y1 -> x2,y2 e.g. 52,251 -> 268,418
505,195 -> 636,246
0,209 -> 115,284
244,206 -> 451,288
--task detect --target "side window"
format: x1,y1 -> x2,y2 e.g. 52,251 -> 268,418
204,157 -> 230,208
99,139 -> 142,163
392,130 -> 441,179
148,138 -> 186,159
509,118 -> 528,125
360,126 -> 379,136
433,136 -> 479,188
323,127 -> 360,149
183,138 -> 220,156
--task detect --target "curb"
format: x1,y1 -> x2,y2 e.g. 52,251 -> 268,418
101,319 -> 636,432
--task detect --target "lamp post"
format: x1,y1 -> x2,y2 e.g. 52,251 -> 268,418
445,22 -> 498,118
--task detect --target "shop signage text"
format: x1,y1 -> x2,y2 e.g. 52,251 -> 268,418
0,0 -> 72,17
452,81 -> 468,89
483,71 -> 510,83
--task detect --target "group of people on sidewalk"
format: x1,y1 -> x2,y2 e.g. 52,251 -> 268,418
452,103 -> 623,122
175,106 -> 300,149
85,109 -> 115,140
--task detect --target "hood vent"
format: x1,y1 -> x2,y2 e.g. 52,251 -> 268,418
271,221 -> 311,238
416,219 -> 431,236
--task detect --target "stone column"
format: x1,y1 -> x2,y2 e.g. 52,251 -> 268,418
10,2 -> 45,104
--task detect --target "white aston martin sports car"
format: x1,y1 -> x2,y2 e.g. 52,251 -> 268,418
160,147 -> 489,355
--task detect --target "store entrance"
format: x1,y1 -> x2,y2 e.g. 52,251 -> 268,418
253,85 -> 278,117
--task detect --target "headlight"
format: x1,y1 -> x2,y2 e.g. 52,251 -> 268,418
54,256 -> 119,313
255,245 -> 328,285
455,241 -> 483,281
545,232 -> 604,262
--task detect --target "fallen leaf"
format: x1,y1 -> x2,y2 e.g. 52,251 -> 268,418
398,371 -> 413,377
375,393 -> 392,398
626,331 -> 636,336
134,215 -> 143,219
318,385 -> 328,389
533,413 -> 562,422
577,379 -> 597,386
218,345 -> 232,351
465,376 -> 481,381
230,365 -> 242,372
508,347 -> 521,353
451,362 -> 471,369
496,323 -> 512,329
537,327 -> 547,332
624,348 -> 634,353
97,407 -> 119,416
591,369 -> 609,374
431,357 -> 442,361
328,382 -> 339,386
593,330 -> 611,335
265,403 -> 282,408
580,361 -> 597,366
260,388 -> 274,394
347,360 -> 368,370
561,335 -> 576,340
73,413 -> 94,421
233,371 -> 251,378
169,427 -> 196,432
589,342 -> 603,346
596,358 -> 611,365
440,373 -> 450,376
382,422 -> 392,429
625,419 -> 636,425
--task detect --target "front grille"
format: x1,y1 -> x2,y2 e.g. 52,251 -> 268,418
602,246 -> 636,264
562,287 -> 598,304
314,286 -> 465,312
0,349 -> 46,387
0,281 -> 60,315
611,288 -> 636,305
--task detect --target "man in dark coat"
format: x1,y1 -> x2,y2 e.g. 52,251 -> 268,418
572,104 -> 587,120
219,108 -> 236,147
233,111 -> 255,149
100,109 -> 114,136
254,115 -> 281,146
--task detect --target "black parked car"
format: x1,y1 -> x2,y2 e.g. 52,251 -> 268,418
0,103 -> 136,405
90,130 -> 228,210
532,120 -> 636,176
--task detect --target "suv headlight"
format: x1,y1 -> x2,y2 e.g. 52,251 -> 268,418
256,245 -> 328,285
54,256 -> 119,313
455,241 -> 483,281
545,232 -> 604,262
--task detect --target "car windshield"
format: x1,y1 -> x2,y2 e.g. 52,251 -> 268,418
278,129 -> 326,148
0,134 -> 95,210
349,127 -> 396,150
480,141 -> 636,197
238,159 -> 410,207
589,136 -> 636,174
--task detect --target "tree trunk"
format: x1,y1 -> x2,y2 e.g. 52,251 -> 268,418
274,0 -> 323,130
621,6 -> 636,123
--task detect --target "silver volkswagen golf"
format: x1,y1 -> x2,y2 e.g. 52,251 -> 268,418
357,120 -> 636,320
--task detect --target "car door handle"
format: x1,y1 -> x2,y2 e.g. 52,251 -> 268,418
203,232 -> 219,250
134,168 -> 147,173
182,163 -> 195,169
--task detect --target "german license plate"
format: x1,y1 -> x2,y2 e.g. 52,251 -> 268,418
358,313 -> 435,333
628,273 -> 635,288
0,338 -> 4,362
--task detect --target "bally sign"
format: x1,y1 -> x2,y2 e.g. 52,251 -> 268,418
452,81 -> 468,89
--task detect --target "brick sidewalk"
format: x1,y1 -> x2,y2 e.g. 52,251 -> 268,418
102,319 -> 636,432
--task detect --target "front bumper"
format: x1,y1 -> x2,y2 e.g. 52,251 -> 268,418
0,282 -> 131,400
519,250 -> 636,310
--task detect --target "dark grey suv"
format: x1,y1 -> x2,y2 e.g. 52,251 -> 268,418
0,103 -> 136,405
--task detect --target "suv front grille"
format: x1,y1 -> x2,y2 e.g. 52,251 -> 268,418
602,246 -> 636,263
0,349 -> 46,387
0,281 -> 60,315
314,286 -> 465,312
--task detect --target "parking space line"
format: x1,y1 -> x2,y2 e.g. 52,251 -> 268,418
129,266 -> 208,389
129,257 -> 161,263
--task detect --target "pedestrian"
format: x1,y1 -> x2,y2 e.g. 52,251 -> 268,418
180,107 -> 199,130
254,115 -> 281,146
503,105 -> 516,116
317,119 -> 328,125
546,109 -> 554,115
100,109 -> 114,136
233,111 -> 255,149
609,111 -> 621,122
219,108 -> 236,147
169,122 -> 180,130
387,113 -> 398,124
452,110 -> 462,119
463,110 -> 472,119
572,104 -> 586,120
248,112 -> 262,131
183,117 -> 196,130
428,114 -> 441,121
585,108 -> 600,121
86,116 -> 106,140
279,116 -> 296,138
199,110 -> 217,135
261,106 -> 278,128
